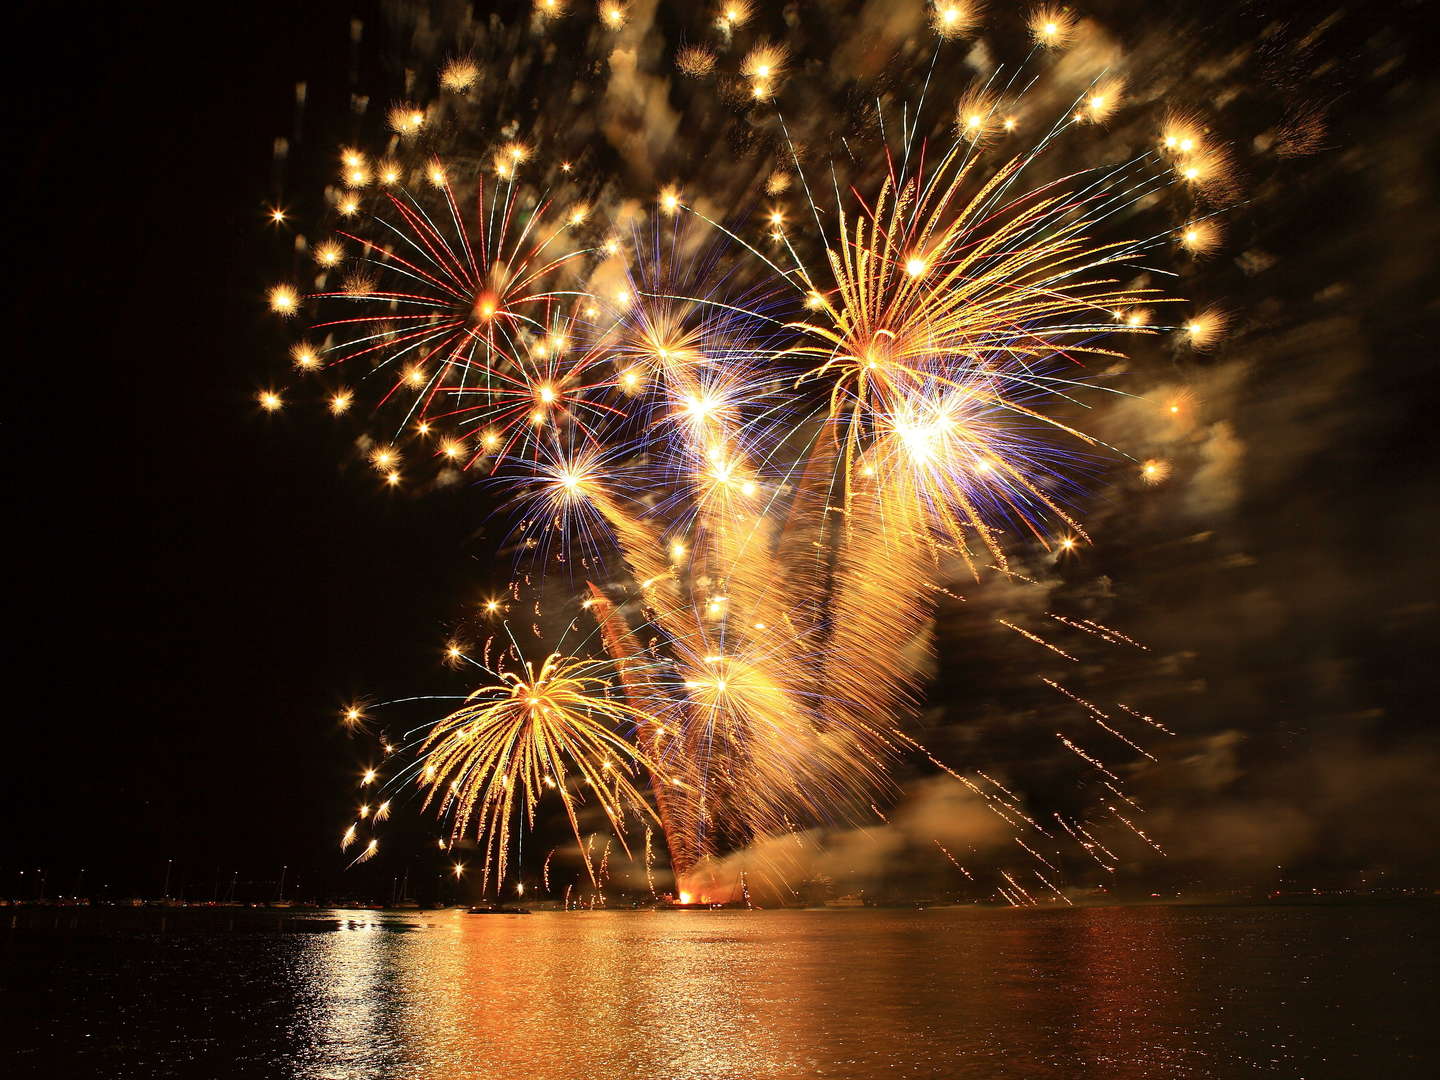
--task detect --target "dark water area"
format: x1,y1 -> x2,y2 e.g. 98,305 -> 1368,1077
3,904 -> 1435,1078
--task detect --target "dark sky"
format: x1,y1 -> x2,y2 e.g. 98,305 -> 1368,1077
8,0 -> 1438,901
10,0 -> 453,899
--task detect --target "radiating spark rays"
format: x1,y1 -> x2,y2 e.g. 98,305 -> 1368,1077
417,652 -> 658,890
303,174 -> 590,452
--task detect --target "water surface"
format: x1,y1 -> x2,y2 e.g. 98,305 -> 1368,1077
5,904 -> 1434,1078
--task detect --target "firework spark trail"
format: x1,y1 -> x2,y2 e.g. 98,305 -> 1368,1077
934,840 -> 975,880
1001,870 -> 1037,905
347,839 -> 379,868
1076,821 -> 1121,865
1080,618 -> 1149,650
1033,868 -> 1074,905
1055,813 -> 1118,872
997,618 -> 1078,661
904,743 -> 1048,835
643,827 -> 657,896
1016,837 -> 1058,871
1104,779 -> 1145,811
1117,703 -> 1176,735
1056,734 -> 1121,781
1042,677 -> 1157,761
1048,611 -> 1117,643
991,564 -> 1041,586
977,771 -> 1050,835
1110,805 -> 1167,855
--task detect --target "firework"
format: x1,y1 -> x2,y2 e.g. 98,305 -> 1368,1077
417,651 -> 657,888
440,58 -> 479,94
261,2 -> 1261,902
599,3 -> 627,31
676,45 -> 717,79
931,3 -> 982,40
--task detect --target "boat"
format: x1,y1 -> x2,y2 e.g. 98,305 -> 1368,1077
390,870 -> 419,909
824,894 -> 867,908
466,904 -> 531,915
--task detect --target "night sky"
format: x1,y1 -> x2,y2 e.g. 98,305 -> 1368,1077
8,0 -> 1438,902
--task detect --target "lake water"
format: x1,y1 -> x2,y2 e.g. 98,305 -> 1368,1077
4,904 -> 1435,1078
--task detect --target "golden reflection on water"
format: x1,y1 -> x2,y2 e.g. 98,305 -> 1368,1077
308,911 -> 819,1078
280,907 -> 1425,1080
